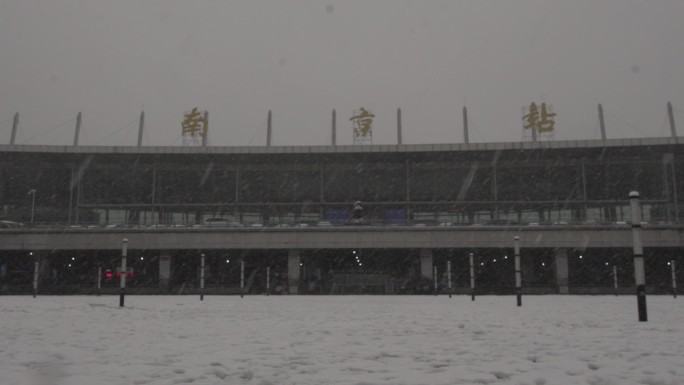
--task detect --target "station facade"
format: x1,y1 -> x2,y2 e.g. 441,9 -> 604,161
1,137 -> 682,295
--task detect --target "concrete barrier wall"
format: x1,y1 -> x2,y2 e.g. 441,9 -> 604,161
2,225 -> 684,250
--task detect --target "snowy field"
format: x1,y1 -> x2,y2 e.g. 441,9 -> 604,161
1,295 -> 684,385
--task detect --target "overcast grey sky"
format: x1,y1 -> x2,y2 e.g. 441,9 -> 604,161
1,0 -> 683,146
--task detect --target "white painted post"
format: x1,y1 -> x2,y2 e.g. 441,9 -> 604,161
32,253 -> 38,298
266,266 -> 270,296
469,252 -> 475,301
240,260 -> 245,298
200,253 -> 205,301
613,265 -> 618,296
119,239 -> 128,307
97,266 -> 102,296
671,260 -> 677,299
630,191 -> 647,321
433,265 -> 438,296
514,236 -> 522,307
447,261 -> 452,299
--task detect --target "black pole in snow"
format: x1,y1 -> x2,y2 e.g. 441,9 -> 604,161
119,239 -> 128,307
630,191 -> 647,322
514,236 -> 522,307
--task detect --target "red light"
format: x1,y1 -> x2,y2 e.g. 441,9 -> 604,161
110,269 -> 134,279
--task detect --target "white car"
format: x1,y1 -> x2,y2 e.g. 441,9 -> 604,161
0,220 -> 24,229
204,218 -> 229,227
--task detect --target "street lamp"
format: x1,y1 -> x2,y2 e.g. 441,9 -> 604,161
28,189 -> 36,223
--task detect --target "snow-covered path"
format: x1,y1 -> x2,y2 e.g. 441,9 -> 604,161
2,295 -> 683,385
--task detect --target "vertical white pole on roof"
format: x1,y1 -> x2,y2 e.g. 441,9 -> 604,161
10,112 -> 19,145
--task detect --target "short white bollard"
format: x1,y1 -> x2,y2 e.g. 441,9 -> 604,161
447,261 -> 452,299
200,253 -> 205,301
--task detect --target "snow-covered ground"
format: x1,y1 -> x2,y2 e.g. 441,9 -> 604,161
1,295 -> 683,385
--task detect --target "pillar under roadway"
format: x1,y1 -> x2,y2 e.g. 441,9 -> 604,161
159,254 -> 172,289
555,248 -> 569,294
420,249 -> 433,280
288,250 -> 301,294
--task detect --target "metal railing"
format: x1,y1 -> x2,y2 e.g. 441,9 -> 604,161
1,218 -> 680,232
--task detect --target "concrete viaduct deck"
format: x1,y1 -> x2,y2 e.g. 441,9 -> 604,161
2,225 -> 684,251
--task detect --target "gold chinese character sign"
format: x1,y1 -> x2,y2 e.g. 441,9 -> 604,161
350,107 -> 375,145
523,102 -> 556,134
182,107 -> 208,146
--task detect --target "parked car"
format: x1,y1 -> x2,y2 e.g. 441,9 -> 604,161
203,218 -> 229,227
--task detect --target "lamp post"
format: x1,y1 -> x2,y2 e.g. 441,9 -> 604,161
28,189 -> 36,223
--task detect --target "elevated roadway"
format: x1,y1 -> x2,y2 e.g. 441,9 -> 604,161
2,224 -> 684,251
